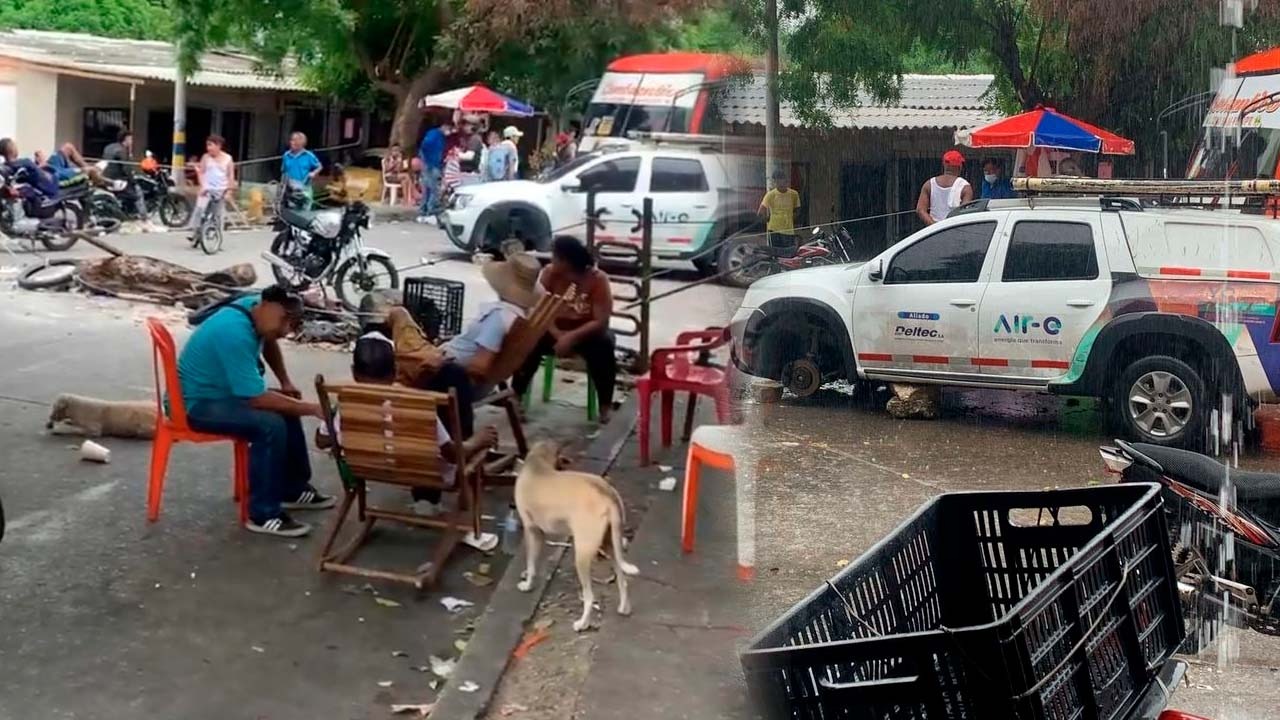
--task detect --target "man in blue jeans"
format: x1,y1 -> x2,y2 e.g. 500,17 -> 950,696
177,286 -> 334,538
281,131 -> 323,204
416,120 -> 453,223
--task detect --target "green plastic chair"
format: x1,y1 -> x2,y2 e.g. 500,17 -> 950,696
523,356 -> 597,421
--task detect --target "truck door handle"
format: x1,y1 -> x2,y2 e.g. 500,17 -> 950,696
1066,299 -> 1096,308
949,299 -> 976,307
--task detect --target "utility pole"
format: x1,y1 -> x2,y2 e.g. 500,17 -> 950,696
764,0 -> 780,185
172,40 -> 187,185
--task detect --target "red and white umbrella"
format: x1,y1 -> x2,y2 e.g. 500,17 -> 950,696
417,83 -> 534,116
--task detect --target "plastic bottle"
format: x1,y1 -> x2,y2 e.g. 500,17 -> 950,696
501,505 -> 521,555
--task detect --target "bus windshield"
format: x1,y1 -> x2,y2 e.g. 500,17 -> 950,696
583,103 -> 692,138
1188,127 -> 1280,180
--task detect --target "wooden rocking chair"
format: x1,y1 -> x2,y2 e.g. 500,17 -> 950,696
314,376 -> 495,590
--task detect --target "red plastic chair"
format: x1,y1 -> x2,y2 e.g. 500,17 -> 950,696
636,327 -> 733,466
145,318 -> 249,524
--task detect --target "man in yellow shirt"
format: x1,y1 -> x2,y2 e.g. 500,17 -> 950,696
758,169 -> 801,253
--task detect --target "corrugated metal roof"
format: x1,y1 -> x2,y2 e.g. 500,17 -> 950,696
720,73 -> 1002,130
0,29 -> 305,91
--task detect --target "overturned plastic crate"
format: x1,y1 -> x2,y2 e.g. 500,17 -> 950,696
403,276 -> 465,342
741,484 -> 1183,720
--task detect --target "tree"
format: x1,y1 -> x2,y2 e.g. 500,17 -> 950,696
0,0 -> 171,39
764,0 -> 1280,167
174,0 -> 713,148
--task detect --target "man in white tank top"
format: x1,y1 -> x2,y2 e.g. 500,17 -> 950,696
916,150 -> 973,226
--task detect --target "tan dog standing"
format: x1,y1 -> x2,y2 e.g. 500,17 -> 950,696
515,441 -> 639,631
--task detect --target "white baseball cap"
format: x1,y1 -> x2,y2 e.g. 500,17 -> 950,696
502,126 -> 524,139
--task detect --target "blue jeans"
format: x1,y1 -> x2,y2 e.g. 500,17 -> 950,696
186,398 -> 311,523
419,165 -> 443,215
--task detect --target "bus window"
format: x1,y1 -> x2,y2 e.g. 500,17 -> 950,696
583,103 -> 692,137
1189,127 -> 1280,180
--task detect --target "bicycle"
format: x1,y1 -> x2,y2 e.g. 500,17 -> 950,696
191,189 -> 226,255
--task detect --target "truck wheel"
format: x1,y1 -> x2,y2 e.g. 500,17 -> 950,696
1113,355 -> 1206,449
781,356 -> 823,398
718,235 -> 776,288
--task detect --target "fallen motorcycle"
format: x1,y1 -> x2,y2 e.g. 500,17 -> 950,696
0,163 -> 90,251
1101,439 -> 1280,641
264,197 -> 398,312
719,223 -> 855,288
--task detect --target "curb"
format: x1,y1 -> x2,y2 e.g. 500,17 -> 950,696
430,396 -> 639,720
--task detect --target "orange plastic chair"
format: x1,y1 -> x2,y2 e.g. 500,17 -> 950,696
682,425 -> 754,582
145,318 -> 249,524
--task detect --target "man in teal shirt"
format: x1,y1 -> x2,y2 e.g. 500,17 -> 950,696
281,132 -> 323,202
178,287 -> 332,537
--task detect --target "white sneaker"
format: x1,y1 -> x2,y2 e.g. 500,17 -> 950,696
410,499 -> 443,516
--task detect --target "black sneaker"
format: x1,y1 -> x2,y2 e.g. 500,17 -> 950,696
245,513 -> 311,538
281,485 -> 337,511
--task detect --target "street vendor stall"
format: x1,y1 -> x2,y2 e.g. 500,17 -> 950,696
955,106 -> 1135,177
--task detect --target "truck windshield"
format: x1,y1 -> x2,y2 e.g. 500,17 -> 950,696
1188,126 -> 1280,180
583,103 -> 692,138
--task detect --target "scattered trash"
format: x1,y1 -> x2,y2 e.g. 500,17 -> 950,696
547,540 -> 571,548
454,639 -> 468,653
778,441 -> 800,447
375,597 -> 402,608
190,572 -> 196,579
533,618 -> 555,631
377,680 -> 394,688
390,703 -> 434,716
500,703 -> 529,716
901,473 -> 910,479
79,439 -> 111,463
251,646 -> 265,654
463,571 -> 493,587
360,583 -> 379,595
835,560 -> 849,569
391,650 -> 409,658
586,430 -> 601,440
429,655 -> 456,678
657,464 -> 673,472
462,531 -> 499,552
441,597 -> 474,613
458,681 -> 480,693
358,617 -> 366,623
658,477 -> 678,492
340,584 -> 361,595
429,680 -> 440,690
512,627 -> 550,661
288,543 -> 299,552
477,563 -> 491,576
411,665 -> 429,673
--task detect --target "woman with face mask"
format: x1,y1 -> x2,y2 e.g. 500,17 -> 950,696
980,158 -> 1017,199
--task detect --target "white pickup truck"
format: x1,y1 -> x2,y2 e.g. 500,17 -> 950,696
437,144 -> 758,274
731,197 -> 1280,450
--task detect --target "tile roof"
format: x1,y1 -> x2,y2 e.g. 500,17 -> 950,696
719,73 -> 1002,130
0,29 -> 305,91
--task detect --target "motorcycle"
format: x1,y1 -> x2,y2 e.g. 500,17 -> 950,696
1100,439 -> 1280,640
264,182 -> 398,312
720,223 -> 856,287
0,163 -> 90,251
90,160 -> 192,228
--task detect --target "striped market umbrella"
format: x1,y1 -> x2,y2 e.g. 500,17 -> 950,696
417,83 -> 534,116
955,106 -> 1135,155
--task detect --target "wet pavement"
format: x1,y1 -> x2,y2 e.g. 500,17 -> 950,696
743,384 -> 1280,719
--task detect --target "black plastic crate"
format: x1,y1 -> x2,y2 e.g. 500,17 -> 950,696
741,484 -> 1183,720
403,277 -> 465,342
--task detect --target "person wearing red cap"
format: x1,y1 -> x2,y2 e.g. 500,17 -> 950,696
916,150 -> 973,225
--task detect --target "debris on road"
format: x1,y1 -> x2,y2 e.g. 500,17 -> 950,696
885,383 -> 941,420
458,681 -> 480,693
511,626 -> 550,661
441,597 -> 474,613
658,477 -> 678,492
78,439 -> 111,463
251,646 -> 265,653
463,571 -> 493,587
375,597 -> 402,608
391,650 -> 409,658
429,655 -> 456,678
377,680 -> 394,688
500,703 -> 529,716
454,639 -> 468,653
657,464 -> 673,472
390,703 -> 434,716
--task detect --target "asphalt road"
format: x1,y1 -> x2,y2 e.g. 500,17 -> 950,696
742,386 -> 1280,719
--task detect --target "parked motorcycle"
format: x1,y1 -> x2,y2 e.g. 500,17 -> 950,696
0,163 -> 89,251
265,193 -> 398,312
90,161 -> 192,228
720,223 -> 855,287
1100,439 -> 1280,641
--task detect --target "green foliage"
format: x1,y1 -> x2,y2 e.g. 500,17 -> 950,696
0,0 -> 171,39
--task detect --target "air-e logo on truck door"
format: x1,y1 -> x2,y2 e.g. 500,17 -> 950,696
994,314 -> 1062,335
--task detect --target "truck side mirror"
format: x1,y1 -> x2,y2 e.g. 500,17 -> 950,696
560,178 -> 582,193
867,258 -> 883,282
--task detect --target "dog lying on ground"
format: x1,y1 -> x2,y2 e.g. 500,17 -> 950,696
46,394 -> 157,439
515,441 -> 639,632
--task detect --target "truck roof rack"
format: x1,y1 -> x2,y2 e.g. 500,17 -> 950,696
1012,177 -> 1280,195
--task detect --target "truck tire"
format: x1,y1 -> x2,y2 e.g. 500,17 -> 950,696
1112,355 -> 1206,449
718,234 -> 777,288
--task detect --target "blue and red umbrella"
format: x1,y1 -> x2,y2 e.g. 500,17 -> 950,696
417,83 -> 534,117
955,107 -> 1135,155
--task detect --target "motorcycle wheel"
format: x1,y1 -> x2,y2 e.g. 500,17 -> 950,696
159,193 -> 194,228
39,205 -> 83,252
269,231 -> 310,290
17,259 -> 79,290
718,234 -> 777,288
334,255 -> 399,312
